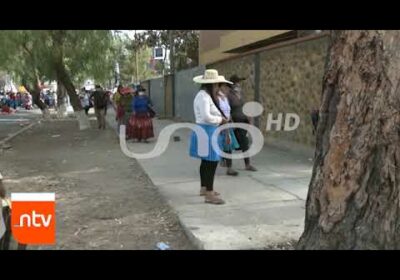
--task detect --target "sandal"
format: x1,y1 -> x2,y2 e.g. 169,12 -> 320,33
200,187 -> 220,196
245,165 -> 258,172
226,169 -> 239,176
205,195 -> 225,205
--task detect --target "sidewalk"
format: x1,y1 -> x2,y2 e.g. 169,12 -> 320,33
106,109 -> 313,249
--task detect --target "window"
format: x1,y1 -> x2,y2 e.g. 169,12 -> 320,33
154,47 -> 165,60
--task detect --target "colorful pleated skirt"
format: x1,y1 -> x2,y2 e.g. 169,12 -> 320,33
128,112 -> 154,140
189,124 -> 225,162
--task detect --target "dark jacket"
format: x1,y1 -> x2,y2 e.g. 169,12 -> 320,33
90,90 -> 109,109
227,85 -> 248,123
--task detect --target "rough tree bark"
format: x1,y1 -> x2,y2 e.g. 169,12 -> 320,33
54,61 -> 89,130
54,62 -> 81,112
56,80 -> 67,118
21,78 -> 50,119
20,42 -> 49,118
297,30 -> 400,249
51,30 -> 89,130
23,82 -> 44,110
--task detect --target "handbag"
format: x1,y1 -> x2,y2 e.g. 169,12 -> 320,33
222,128 -> 240,152
148,106 -> 156,118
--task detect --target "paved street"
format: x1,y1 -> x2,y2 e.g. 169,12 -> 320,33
0,108 -> 41,142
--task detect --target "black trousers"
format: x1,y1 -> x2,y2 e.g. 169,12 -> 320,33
200,160 -> 219,191
84,106 -> 90,115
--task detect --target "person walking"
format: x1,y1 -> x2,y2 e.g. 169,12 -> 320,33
24,92 -> 32,110
189,69 -> 231,205
119,86 -> 134,133
90,85 -> 109,130
113,85 -> 124,127
128,86 -> 154,142
80,88 -> 91,116
227,74 -> 257,172
116,86 -> 134,138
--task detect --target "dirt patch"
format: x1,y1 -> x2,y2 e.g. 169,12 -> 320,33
0,119 -> 194,250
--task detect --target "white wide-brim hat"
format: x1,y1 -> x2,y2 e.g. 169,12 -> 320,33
193,69 -> 233,84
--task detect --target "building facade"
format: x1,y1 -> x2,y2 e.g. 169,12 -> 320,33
199,30 -> 330,148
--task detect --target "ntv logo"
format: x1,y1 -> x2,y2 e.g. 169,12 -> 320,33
14,211 -> 52,228
11,193 -> 56,245
119,101 -> 300,160
0,193 -> 56,245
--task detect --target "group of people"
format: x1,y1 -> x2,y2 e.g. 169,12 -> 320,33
81,72 -> 254,206
0,91 -> 32,113
190,69 -> 257,205
77,83 -> 156,136
113,85 -> 155,143
42,90 -> 57,108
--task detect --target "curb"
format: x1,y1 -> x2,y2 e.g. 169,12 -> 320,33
176,217 -> 205,250
0,121 -> 39,146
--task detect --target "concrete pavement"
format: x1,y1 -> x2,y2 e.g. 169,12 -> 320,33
106,108 -> 313,249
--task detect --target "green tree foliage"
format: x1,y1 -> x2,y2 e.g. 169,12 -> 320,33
0,30 -> 114,112
113,33 -> 157,85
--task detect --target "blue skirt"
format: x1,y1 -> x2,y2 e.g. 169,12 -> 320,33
189,124 -> 224,162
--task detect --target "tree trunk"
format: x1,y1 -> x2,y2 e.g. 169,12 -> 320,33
54,63 -> 81,111
22,80 -> 50,118
50,29 -> 89,130
55,61 -> 89,130
297,30 -> 400,249
30,86 -> 45,110
56,80 -> 68,118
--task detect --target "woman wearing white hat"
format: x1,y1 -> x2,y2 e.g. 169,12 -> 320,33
189,69 -> 232,205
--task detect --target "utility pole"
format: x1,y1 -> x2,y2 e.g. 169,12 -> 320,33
168,30 -> 176,118
114,61 -> 120,87
135,30 -> 139,84
168,30 -> 174,74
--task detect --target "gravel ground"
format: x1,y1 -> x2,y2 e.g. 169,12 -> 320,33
0,119 -> 195,250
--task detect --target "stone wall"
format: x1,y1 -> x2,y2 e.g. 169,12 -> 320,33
210,55 -> 255,103
260,37 -> 328,145
209,35 -> 329,147
258,36 -> 329,146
